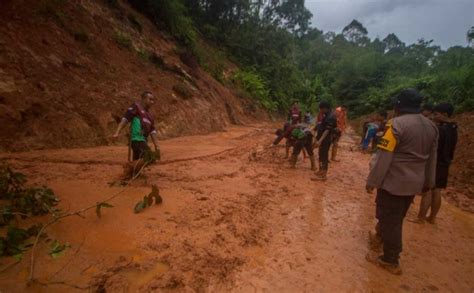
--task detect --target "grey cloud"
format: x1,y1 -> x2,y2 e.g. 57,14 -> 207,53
305,0 -> 474,48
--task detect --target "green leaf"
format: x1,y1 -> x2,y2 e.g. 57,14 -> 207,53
49,240 -> 71,259
134,186 -> 162,214
7,226 -> 30,246
95,202 -> 114,218
12,253 -> 23,261
134,200 -> 146,214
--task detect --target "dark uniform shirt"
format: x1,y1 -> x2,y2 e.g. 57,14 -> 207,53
316,111 -> 337,140
436,121 -> 457,168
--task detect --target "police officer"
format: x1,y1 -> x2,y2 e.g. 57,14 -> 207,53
365,88 -> 438,274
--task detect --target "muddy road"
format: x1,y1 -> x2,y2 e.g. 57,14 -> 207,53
0,125 -> 473,292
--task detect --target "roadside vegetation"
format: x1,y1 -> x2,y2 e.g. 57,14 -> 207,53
125,1 -> 474,116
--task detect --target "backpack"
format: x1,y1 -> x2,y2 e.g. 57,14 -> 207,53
133,102 -> 154,137
291,127 -> 306,140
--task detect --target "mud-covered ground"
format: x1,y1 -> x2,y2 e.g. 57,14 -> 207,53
0,125 -> 473,292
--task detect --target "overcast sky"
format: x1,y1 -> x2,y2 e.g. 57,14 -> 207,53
305,0 -> 474,49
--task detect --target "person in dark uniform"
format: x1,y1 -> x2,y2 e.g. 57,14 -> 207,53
421,103 -> 434,118
416,103 -> 458,224
311,101 -> 337,181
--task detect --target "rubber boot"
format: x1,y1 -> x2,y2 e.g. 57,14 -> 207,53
309,155 -> 316,171
331,144 -> 339,162
315,162 -> 323,174
311,169 -> 327,181
289,154 -> 298,168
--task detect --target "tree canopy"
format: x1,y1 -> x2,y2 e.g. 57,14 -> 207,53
129,0 -> 474,116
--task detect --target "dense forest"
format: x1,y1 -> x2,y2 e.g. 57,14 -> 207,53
127,0 -> 474,116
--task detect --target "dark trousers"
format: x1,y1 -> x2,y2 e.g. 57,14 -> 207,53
131,141 -> 150,161
293,133 -> 314,156
318,136 -> 331,170
376,189 -> 414,264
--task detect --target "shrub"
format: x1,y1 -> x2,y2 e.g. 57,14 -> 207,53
127,0 -> 196,46
232,70 -> 276,111
148,52 -> 165,67
136,48 -> 150,61
113,31 -> 133,49
127,13 -> 142,32
173,82 -> 193,99
37,0 -> 66,26
0,165 -> 59,226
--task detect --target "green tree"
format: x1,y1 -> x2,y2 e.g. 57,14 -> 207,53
342,19 -> 369,46
468,26 -> 474,48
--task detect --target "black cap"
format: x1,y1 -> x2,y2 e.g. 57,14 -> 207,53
434,103 -> 454,117
391,88 -> 423,114
319,101 -> 331,109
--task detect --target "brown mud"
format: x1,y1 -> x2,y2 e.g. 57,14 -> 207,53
0,125 -> 473,292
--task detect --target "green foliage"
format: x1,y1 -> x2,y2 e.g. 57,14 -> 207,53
0,225 -> 42,259
0,165 -> 60,259
49,240 -> 71,259
134,185 -> 162,214
127,0 -> 196,46
136,48 -> 150,62
127,13 -> 143,32
113,31 -> 133,50
0,165 -> 59,226
191,42 -> 226,82
95,202 -> 114,219
232,70 -> 276,111
173,82 -> 194,99
130,0 -> 473,116
37,0 -> 66,25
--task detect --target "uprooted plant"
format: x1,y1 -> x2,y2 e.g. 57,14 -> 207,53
25,159 -> 153,286
1,159 -> 161,287
134,184 -> 162,213
0,165 -> 60,260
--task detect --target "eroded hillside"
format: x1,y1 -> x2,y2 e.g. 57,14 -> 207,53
0,0 -> 267,151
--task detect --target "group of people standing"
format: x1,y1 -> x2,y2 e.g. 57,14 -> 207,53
365,88 -> 458,275
271,88 -> 458,276
271,101 -> 347,181
113,89 -> 458,277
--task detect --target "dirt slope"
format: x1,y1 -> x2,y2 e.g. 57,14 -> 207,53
0,0 -> 266,151
0,126 -> 472,292
448,112 -> 474,205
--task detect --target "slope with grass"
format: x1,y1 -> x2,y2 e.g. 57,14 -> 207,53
0,0 -> 267,151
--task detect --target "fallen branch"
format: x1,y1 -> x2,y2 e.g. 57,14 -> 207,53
50,237 -> 86,280
27,161 -> 150,285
